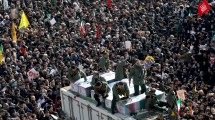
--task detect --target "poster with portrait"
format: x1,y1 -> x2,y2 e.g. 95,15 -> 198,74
143,56 -> 155,68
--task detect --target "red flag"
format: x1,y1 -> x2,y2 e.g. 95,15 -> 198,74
198,0 -> 210,16
20,45 -> 25,56
80,21 -> 85,36
107,0 -> 112,9
96,22 -> 101,39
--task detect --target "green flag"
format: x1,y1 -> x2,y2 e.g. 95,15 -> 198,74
0,44 -> 4,63
177,99 -> 181,116
0,44 -> 3,53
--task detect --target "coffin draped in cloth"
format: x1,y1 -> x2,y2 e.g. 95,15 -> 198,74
71,72 -> 116,97
91,78 -> 165,115
91,79 -> 146,109
116,90 -> 165,115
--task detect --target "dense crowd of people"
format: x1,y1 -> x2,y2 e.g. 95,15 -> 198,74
0,0 -> 215,119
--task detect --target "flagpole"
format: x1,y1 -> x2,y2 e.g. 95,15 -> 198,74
161,53 -> 163,81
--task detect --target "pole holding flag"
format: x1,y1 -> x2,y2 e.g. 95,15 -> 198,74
19,11 -> 30,31
198,0 -> 211,16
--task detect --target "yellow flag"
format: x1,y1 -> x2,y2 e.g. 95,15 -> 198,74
0,53 -> 3,63
171,111 -> 175,116
19,11 -> 30,30
145,56 -> 155,61
12,22 -> 17,42
194,85 -> 197,93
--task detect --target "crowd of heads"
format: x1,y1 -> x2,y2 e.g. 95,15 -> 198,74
0,0 -> 215,119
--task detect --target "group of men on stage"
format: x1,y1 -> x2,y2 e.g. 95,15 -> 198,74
68,56 -> 179,119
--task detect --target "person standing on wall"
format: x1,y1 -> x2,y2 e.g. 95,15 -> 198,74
129,58 -> 147,96
166,87 -> 179,120
115,56 -> 128,81
98,52 -> 110,73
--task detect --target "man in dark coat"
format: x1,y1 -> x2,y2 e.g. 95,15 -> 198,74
166,88 -> 179,120
98,53 -> 110,72
129,59 -> 147,96
115,56 -> 127,81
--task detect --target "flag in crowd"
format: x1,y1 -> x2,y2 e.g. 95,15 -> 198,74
143,56 -> 155,68
20,44 -> 25,56
0,44 -> 4,63
11,21 -> 17,43
19,11 -> 30,30
198,0 -> 210,16
80,20 -> 85,35
177,99 -> 182,116
1,0 -> 215,119
194,84 -> 197,93
107,0 -> 112,9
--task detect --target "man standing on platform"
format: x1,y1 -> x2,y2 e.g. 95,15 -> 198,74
129,58 -> 147,96
98,53 -> 110,72
94,82 -> 110,107
115,56 -> 128,81
111,82 -> 130,114
166,88 -> 179,120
